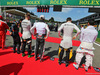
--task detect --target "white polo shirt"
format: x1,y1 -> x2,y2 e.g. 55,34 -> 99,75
30,22 -> 50,36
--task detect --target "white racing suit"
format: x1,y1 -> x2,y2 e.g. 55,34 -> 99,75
21,19 -> 32,55
75,26 -> 98,68
76,42 -> 94,67
58,22 -> 80,64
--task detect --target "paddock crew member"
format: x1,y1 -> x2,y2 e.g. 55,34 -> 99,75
21,13 -> 32,58
30,15 -> 50,62
80,25 -> 84,41
10,22 -> 21,54
19,19 -> 23,34
73,19 -> 98,71
55,23 -> 58,32
58,17 -> 80,67
0,15 -> 9,49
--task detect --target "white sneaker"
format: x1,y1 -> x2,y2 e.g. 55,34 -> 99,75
84,66 -> 88,72
73,64 -> 79,70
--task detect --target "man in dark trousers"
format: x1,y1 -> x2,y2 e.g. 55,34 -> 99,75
55,23 -> 58,32
30,15 -> 50,62
19,19 -> 23,34
10,22 -> 21,54
21,13 -> 32,58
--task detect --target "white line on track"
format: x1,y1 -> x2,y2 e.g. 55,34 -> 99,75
94,42 -> 100,46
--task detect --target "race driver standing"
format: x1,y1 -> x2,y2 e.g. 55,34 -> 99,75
21,13 -> 32,58
58,17 -> 80,67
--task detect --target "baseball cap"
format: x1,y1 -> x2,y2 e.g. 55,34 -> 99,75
40,15 -> 45,19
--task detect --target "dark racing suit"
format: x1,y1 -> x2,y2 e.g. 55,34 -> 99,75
10,23 -> 21,53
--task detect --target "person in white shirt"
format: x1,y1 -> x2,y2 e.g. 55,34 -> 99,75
58,17 -> 80,67
73,19 -> 98,72
30,15 -> 50,62
21,13 -> 32,58
80,25 -> 84,31
98,25 -> 100,31
79,25 -> 84,41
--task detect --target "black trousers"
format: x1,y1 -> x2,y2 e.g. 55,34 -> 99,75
58,45 -> 72,63
35,38 -> 45,59
12,35 -> 21,52
22,38 -> 31,55
55,27 -> 58,32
